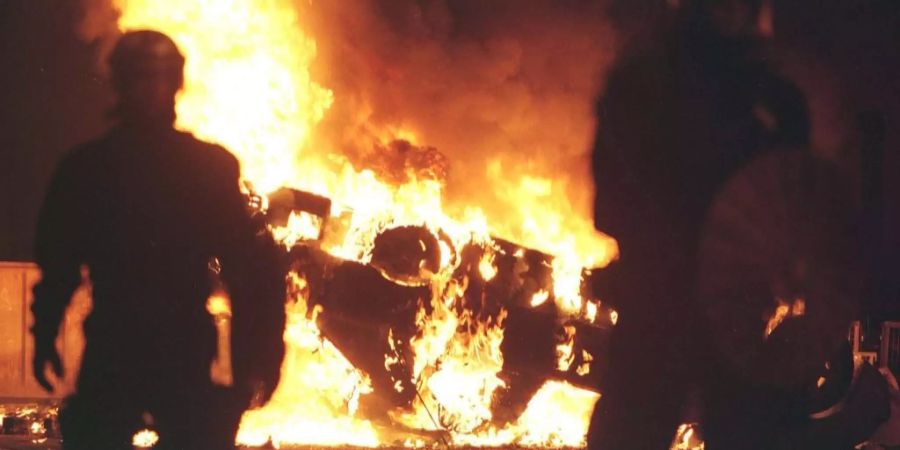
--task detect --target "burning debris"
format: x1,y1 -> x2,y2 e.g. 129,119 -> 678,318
0,403 -> 58,445
66,0 -> 624,446
235,187 -> 610,447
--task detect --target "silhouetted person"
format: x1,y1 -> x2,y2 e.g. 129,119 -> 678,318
31,30 -> 285,450
589,1 -> 809,448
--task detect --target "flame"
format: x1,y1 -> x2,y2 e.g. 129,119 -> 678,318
205,292 -> 231,317
390,287 -> 507,436
236,272 -> 379,447
29,421 -> 46,435
671,423 -> 705,450
556,325 -> 577,372
478,251 -> 498,281
448,381 -> 600,447
585,300 -> 599,323
112,0 -> 610,447
486,160 -> 617,270
271,211 -> 323,247
132,429 -> 159,448
531,290 -> 550,307
577,350 -> 594,376
116,0 -> 333,194
764,297 -> 806,338
206,291 -> 234,386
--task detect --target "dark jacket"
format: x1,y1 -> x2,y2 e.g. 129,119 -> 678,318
32,123 -> 284,390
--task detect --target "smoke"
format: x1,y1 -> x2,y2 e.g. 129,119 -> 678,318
76,0 -> 620,262
75,0 -> 120,73
292,1 -> 619,234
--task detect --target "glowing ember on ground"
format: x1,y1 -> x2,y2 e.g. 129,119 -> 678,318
132,429 -> 159,448
109,0 -> 616,447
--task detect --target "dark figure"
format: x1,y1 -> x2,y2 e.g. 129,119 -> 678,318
588,1 -> 809,448
31,30 -> 285,450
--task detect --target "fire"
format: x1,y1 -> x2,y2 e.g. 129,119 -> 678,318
764,297 -> 806,338
271,211 -> 323,247
132,429 -> 159,448
478,251 -> 499,282
116,0 -> 333,194
670,423 -> 705,450
577,350 -> 594,376
110,0 -> 615,447
446,381 -> 600,447
236,272 -> 379,447
531,290 -> 550,307
206,291 -> 234,386
556,325 -> 577,372
29,420 -> 45,435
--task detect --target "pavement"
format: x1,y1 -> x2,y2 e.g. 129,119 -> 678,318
0,437 -> 60,450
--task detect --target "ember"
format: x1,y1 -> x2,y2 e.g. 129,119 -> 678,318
132,429 -> 159,448
670,423 -> 705,450
84,0 -> 619,447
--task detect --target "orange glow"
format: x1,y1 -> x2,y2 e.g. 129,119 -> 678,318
478,251 -> 499,281
764,297 -> 806,338
271,211 -> 323,247
132,429 -> 159,448
585,300 -> 599,323
236,272 -> 379,447
577,350 -> 594,376
205,292 -> 231,317
556,325 -> 577,371
29,421 -> 46,435
112,0 -> 612,447
671,423 -> 705,450
531,290 -> 550,307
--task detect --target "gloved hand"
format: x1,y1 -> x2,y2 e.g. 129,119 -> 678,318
32,339 -> 64,392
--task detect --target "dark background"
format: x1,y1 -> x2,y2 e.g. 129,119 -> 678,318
1,0 -> 110,259
1,0 -> 898,261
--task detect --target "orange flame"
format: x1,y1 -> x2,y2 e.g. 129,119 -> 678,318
111,0 -> 613,447
132,429 -> 159,448
764,297 -> 806,338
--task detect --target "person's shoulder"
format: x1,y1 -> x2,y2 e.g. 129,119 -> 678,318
602,28 -> 676,101
54,134 -> 113,175
175,131 -> 241,175
615,24 -> 675,70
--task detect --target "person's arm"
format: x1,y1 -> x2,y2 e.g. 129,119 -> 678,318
31,154 -> 84,392
212,150 -> 286,404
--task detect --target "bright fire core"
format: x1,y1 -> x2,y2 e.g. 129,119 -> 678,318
114,0 -> 616,447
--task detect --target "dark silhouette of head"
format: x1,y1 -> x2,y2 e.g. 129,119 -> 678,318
109,30 -> 185,127
684,0 -> 764,39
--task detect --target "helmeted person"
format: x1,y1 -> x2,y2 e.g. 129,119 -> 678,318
589,0 -> 810,448
31,30 -> 285,450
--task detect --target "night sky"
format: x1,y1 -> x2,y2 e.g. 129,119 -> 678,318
1,0 -> 111,259
1,0 -> 898,261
